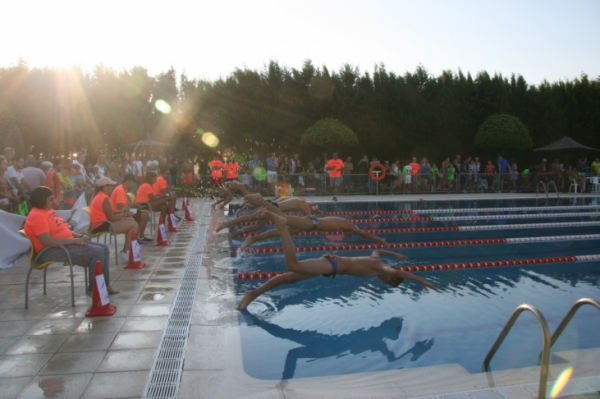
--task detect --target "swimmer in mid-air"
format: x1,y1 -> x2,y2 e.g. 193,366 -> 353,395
237,210 -> 438,310
234,194 -> 389,250
211,181 -> 250,210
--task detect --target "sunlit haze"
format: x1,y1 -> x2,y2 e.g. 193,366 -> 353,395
2,0 -> 600,84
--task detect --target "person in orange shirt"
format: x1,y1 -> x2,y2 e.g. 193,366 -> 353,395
24,186 -> 119,296
225,159 -> 240,182
326,152 -> 345,201
209,156 -> 224,187
153,168 -> 178,213
136,172 -> 169,242
90,177 -> 138,261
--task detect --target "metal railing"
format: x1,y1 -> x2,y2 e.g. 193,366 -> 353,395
482,304 -> 551,399
548,298 -> 600,349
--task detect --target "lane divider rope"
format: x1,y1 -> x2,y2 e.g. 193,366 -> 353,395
320,204 -> 600,216
232,233 -> 600,254
236,212 -> 600,226
238,220 -> 600,237
237,254 -> 600,279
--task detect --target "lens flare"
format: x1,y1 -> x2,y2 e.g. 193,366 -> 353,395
155,99 -> 171,114
550,366 -> 573,398
201,132 -> 219,148
252,167 -> 267,181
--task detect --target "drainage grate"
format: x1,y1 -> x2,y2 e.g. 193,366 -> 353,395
144,203 -> 211,399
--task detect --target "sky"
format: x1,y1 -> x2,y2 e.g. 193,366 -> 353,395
2,0 -> 599,85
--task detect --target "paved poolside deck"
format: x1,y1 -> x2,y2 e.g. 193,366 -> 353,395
0,193 -> 599,398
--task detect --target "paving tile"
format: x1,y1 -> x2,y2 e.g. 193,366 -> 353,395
74,317 -> 126,334
183,326 -> 225,370
43,306 -> 89,319
120,316 -> 167,332
109,331 -> 163,350
80,370 -> 149,399
58,332 -> 117,352
0,307 -> 52,321
0,376 -> 33,399
97,348 -> 157,372
25,318 -> 83,336
16,373 -> 93,399
128,304 -> 171,317
5,335 -> 70,355
0,354 -> 53,377
39,351 -> 105,375
0,321 -> 39,337
0,336 -> 20,355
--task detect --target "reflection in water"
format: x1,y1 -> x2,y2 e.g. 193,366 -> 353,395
241,311 -> 435,380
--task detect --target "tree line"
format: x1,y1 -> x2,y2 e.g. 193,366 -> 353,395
1,59 -> 599,168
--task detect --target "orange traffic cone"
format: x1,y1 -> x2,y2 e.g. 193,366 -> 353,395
124,231 -> 146,269
155,214 -> 170,246
184,197 -> 195,221
167,207 -> 179,232
86,260 -> 117,317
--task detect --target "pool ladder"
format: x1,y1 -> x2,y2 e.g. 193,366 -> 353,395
482,298 -> 600,399
536,180 -> 560,199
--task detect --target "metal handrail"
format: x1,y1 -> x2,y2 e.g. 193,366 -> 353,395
536,181 -> 549,199
546,180 -> 560,199
482,304 -> 551,399
549,298 -> 600,348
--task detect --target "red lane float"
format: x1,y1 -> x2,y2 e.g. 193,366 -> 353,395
236,254 -> 600,279
232,234 -> 600,254
322,204 -> 600,216
235,212 -> 600,226
238,221 -> 600,238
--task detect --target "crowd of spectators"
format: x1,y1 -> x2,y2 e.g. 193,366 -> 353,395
3,143 -> 600,216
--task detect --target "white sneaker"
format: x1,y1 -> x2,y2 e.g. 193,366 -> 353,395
118,250 -> 129,262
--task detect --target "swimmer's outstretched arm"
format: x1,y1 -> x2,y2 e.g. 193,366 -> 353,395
381,264 -> 439,291
372,250 -> 407,260
348,224 -> 390,247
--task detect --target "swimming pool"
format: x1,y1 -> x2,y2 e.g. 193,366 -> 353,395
228,198 -> 600,381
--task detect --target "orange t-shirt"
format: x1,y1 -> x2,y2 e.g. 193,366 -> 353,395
153,175 -> 168,195
409,162 -> 420,175
137,182 -> 153,203
210,160 -> 223,178
225,162 -> 240,179
110,184 -> 128,210
24,207 -> 73,253
90,191 -> 109,225
326,159 -> 345,178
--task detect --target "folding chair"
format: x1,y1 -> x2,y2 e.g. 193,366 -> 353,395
20,230 -> 87,309
81,207 -> 120,265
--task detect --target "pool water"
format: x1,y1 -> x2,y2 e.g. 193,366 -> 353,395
229,199 -> 600,380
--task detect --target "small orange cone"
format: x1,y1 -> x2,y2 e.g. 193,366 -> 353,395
124,231 -> 146,269
86,260 -> 117,317
167,207 -> 179,232
184,196 -> 195,221
155,214 -> 170,246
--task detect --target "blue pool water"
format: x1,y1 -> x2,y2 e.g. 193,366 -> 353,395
229,198 -> 600,380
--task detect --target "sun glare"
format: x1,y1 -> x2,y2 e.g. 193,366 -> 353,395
550,366 -> 573,398
155,99 -> 171,114
201,132 -> 219,148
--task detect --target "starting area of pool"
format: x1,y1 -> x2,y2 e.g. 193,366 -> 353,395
227,197 -> 600,382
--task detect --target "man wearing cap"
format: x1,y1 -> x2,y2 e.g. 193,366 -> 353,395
91,176 -> 138,261
110,175 -> 147,238
23,156 -> 46,193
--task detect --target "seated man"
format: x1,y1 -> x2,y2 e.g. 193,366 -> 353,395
136,172 -> 169,242
220,194 -> 388,250
154,168 -> 179,216
237,210 -> 437,310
